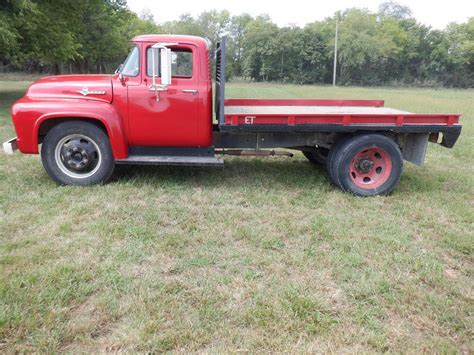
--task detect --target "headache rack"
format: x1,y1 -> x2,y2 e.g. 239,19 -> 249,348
215,37 -> 226,126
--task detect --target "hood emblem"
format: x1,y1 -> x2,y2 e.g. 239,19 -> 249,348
76,87 -> 106,96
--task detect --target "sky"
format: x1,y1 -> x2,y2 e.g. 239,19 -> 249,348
127,0 -> 473,29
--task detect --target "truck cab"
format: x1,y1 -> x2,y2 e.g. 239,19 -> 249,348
116,35 -> 213,148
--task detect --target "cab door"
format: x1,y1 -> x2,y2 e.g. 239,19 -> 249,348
127,44 -> 200,147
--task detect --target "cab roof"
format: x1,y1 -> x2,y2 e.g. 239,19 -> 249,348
131,34 -> 209,48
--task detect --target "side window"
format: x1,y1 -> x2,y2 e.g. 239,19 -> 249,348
172,51 -> 192,77
146,48 -> 193,78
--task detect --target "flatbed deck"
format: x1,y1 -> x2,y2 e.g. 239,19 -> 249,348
214,38 -> 461,149
222,99 -> 460,127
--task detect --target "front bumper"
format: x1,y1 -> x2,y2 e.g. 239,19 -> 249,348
3,137 -> 18,155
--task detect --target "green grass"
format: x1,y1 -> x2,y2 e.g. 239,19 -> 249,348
0,80 -> 473,352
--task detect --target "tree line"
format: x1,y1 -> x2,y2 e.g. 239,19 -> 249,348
1,0 -> 473,87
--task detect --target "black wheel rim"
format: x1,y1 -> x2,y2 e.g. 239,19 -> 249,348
54,134 -> 102,179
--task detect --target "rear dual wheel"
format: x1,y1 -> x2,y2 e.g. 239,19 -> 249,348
327,134 -> 403,196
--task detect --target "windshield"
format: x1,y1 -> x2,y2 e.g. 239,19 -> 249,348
120,45 -> 139,77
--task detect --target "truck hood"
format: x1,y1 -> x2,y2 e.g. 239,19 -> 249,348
25,75 -> 113,103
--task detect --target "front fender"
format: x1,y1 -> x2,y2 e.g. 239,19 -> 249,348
12,97 -> 128,159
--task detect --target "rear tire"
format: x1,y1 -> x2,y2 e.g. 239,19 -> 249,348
327,134 -> 403,196
41,121 -> 115,185
326,135 -> 351,186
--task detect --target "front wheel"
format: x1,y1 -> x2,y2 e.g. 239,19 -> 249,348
41,121 -> 115,185
327,134 -> 403,196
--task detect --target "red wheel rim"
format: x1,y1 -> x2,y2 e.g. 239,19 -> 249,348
350,147 -> 392,189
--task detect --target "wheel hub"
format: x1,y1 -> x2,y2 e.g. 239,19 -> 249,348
355,157 -> 374,174
61,141 -> 94,172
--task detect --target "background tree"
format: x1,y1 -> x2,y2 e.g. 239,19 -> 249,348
229,14 -> 253,77
0,0 -> 472,88
378,0 -> 412,20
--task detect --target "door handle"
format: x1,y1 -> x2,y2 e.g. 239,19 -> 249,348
182,89 -> 198,95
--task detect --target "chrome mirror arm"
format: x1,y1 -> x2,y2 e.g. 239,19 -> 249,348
148,84 -> 168,101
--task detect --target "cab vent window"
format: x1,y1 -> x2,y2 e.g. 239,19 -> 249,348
121,45 -> 140,77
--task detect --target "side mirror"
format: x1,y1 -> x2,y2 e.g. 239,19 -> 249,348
160,47 -> 172,86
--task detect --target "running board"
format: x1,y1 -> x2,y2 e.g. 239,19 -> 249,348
115,155 -> 224,167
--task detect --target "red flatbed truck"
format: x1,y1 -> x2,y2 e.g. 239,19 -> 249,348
3,35 -> 462,196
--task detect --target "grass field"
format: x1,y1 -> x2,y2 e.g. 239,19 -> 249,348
0,80 -> 473,352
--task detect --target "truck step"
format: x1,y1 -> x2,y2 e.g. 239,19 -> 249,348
115,155 -> 224,167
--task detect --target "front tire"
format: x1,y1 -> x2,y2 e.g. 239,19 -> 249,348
327,134 -> 403,196
41,121 -> 115,185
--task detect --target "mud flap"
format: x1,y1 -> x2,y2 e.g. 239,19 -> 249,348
401,133 -> 428,166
